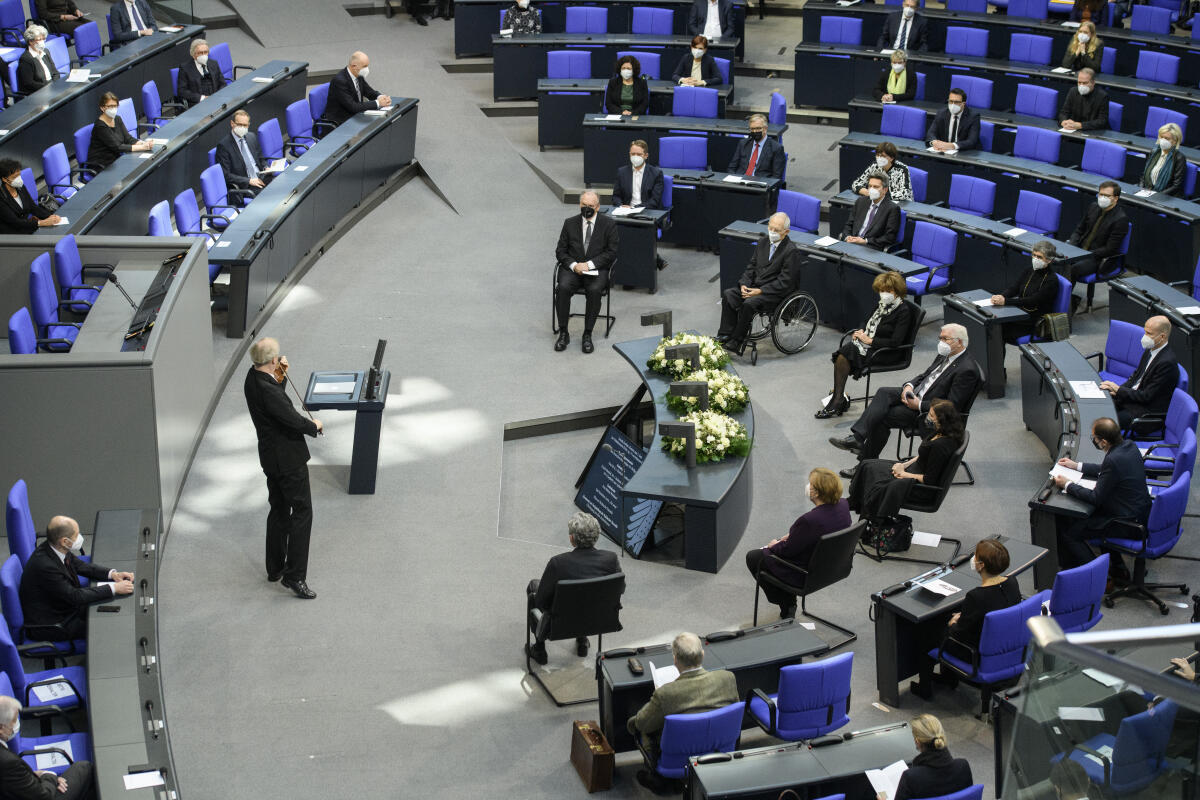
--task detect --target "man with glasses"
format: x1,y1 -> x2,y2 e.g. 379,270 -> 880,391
717,211 -> 798,354
727,115 -> 784,179
1067,180 -> 1129,285
830,324 -> 980,478
926,88 -> 979,152
1058,68 -> 1108,131
177,38 -> 226,108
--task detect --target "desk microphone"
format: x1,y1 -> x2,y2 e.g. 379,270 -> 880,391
1038,486 -> 1053,502
106,272 -> 137,309
880,581 -> 910,597
843,722 -> 908,740
951,550 -> 975,568
976,307 -> 994,318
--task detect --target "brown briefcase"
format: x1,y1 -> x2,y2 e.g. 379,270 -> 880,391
570,720 -> 614,792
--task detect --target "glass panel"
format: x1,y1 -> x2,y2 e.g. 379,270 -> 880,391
149,0 -> 196,25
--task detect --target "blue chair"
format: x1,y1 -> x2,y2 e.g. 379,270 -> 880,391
53,234 -> 112,314
746,653 -> 853,741
0,0 -> 25,46
1108,100 -> 1123,132
565,6 -> 607,32
947,174 -> 996,217
285,99 -> 318,155
631,6 -> 673,34
713,56 -> 730,85
1099,45 -> 1116,73
1144,106 -> 1188,142
9,307 -> 68,354
547,49 -> 591,79
648,701 -> 743,780
953,74 -> 993,110
147,200 -> 173,237
1076,224 -> 1130,311
0,673 -> 90,778
945,27 -> 988,57
903,222 -> 957,300
41,143 -> 85,204
1013,126 -> 1061,164
928,592 -> 1048,714
1047,553 -> 1108,633
200,164 -> 249,232
881,105 -> 927,140
672,85 -> 718,118
1186,161 -> 1197,200
307,82 -> 334,138
141,79 -> 182,132
1057,700 -> 1177,793
1007,190 -> 1061,235
1013,274 -> 1071,344
1146,426 -> 1196,497
45,36 -> 69,76
979,119 -> 994,152
776,190 -> 820,234
172,190 -> 223,280
28,254 -> 79,352
946,0 -> 987,10
1008,0 -> 1048,16
1139,389 -> 1200,472
210,41 -> 254,82
257,118 -> 286,160
659,136 -> 707,169
616,50 -> 660,80
909,167 -> 928,202
72,20 -> 104,63
1008,33 -> 1051,64
1136,50 -> 1180,84
0,616 -> 87,712
73,124 -> 98,182
1080,138 -> 1126,180
116,96 -> 140,137
5,480 -> 35,566
1131,3 -> 1173,33
915,71 -> 926,101
0,554 -> 85,656
769,91 -> 786,125
819,16 -> 863,44
1014,83 -> 1058,119
915,786 -> 985,800
1088,320 -> 1147,385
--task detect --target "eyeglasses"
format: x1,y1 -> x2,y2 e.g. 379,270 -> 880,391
749,127 -> 766,134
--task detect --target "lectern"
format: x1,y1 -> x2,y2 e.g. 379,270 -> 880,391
303,367 -> 390,495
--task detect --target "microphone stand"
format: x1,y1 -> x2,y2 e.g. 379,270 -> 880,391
106,272 -> 136,309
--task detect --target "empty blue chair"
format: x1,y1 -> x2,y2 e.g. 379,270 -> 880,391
1013,126 -> 1061,164
141,79 -> 182,131
307,82 -> 334,138
746,652 -> 853,741
1137,51 -> 1180,84
659,136 -> 707,169
713,56 -> 730,85
672,85 -> 718,118
1080,138 -> 1126,180
9,307 -> 65,354
0,672 -> 90,777
631,6 -> 673,34
880,104 -> 926,140
1141,389 -> 1200,473
616,50 -> 660,80
5,481 -> 35,566
1008,33 -> 1052,65
776,190 -> 820,233
1008,0 -> 1048,16
0,0 -> 25,46
1077,225 -> 1130,310
1014,83 -> 1057,119
0,616 -> 87,712
547,49 -> 591,79
1108,100 -> 1123,132
1131,4 -> 1173,33
946,0 -> 988,10
28,254 -> 78,352
651,702 -> 743,779
565,6 -> 607,32
172,190 -> 223,279
915,71 -> 926,101
1145,106 -> 1188,142
284,99 -> 317,156
1010,190 -> 1062,235
904,222 -> 957,299
257,117 -> 292,160
917,786 -> 985,800
1048,553 -> 1108,633
819,16 -> 863,44
954,75 -> 993,110
769,91 -> 786,125
210,42 -> 254,82
1058,700 -> 1177,794
147,199 -> 172,236
200,164 -> 248,232
945,27 -> 988,57
979,119 -> 994,151
72,20 -> 103,62
53,234 -> 111,314
947,174 -> 996,217
41,143 -> 82,203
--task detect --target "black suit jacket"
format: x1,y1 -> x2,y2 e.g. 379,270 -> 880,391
1066,438 -> 1153,525
669,52 -> 723,85
16,50 -> 57,95
686,0 -> 734,38
327,67 -> 381,125
893,749 -> 973,800
906,351 -> 982,414
727,136 -> 784,178
109,0 -> 154,45
533,546 -> 620,611
18,541 -> 113,632
0,185 -> 50,234
243,367 -> 319,475
861,300 -> 915,357
176,58 -> 226,107
1067,203 -> 1129,260
925,107 -> 980,151
604,75 -> 649,114
738,235 -> 799,301
612,163 -> 664,208
216,131 -> 266,190
1116,346 -> 1179,415
1057,85 -> 1109,130
841,195 -> 900,251
0,742 -> 63,800
555,212 -> 619,273
876,10 -> 928,51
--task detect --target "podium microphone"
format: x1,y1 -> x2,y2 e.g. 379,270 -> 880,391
106,272 -> 137,309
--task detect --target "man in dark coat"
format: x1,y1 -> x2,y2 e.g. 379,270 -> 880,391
1099,315 -> 1179,432
717,211 -> 799,353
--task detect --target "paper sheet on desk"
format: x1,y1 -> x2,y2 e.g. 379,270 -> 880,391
364,108 -> 390,116
1060,21 -> 1081,27
148,138 -> 168,146
1176,306 -> 1200,316
927,147 -> 959,155
722,175 -> 744,183
611,206 -> 644,216
866,759 -> 908,800
251,76 -> 273,83
1002,227 -> 1027,237
65,69 -> 89,83
919,578 -> 960,597
123,771 -> 165,790
30,676 -> 71,703
814,235 -> 839,246
973,299 -> 994,307
1070,380 -> 1107,399
649,661 -> 679,689
499,27 -> 514,36
53,217 -> 68,226
1135,189 -> 1156,197
1051,66 -> 1074,73
313,382 -> 356,394
1059,706 -> 1105,721
33,740 -> 72,770
158,25 -> 183,31
1083,668 -> 1124,688
601,114 -> 623,121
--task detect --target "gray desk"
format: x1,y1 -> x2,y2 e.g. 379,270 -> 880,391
943,289 -> 1029,399
665,169 -> 779,250
71,265 -> 158,352
600,205 -> 671,292
1110,274 -> 1200,406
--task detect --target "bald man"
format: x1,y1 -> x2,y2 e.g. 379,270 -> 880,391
1098,316 -> 1178,433
326,52 -> 393,126
244,338 -> 323,599
554,190 -> 619,354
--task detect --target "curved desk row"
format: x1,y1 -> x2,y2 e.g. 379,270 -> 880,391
838,132 -> 1200,283
210,99 -> 420,338
41,60 -> 308,237
0,26 -> 203,178
1110,274 -> 1200,405
87,507 -> 178,799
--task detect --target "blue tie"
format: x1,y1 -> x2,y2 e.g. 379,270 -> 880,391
769,242 -> 776,260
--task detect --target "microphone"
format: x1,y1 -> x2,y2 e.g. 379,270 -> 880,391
106,272 -> 137,309
880,581 -> 910,597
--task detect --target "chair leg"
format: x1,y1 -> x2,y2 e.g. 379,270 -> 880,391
952,460 -> 976,487
799,595 -> 857,652
752,583 -> 761,627
1104,557 -> 1189,616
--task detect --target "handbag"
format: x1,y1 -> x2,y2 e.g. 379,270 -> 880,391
861,514 -> 914,556
570,720 -> 614,793
1036,312 -> 1070,342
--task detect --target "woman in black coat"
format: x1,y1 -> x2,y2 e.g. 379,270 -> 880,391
1141,122 -> 1187,197
1061,21 -> 1102,73
16,25 -> 57,96
88,91 -> 150,171
604,54 -> 648,116
0,157 -> 58,233
670,34 -> 723,86
873,50 -> 917,104
878,714 -> 973,800
990,240 -> 1062,344
817,270 -> 914,418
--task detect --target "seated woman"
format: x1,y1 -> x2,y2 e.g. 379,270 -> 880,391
16,24 -> 56,97
990,240 -> 1061,344
877,714 -> 973,800
1061,22 -> 1102,73
848,399 -> 964,521
0,157 -> 59,233
817,271 -> 914,419
1141,122 -> 1186,197
873,49 -> 917,104
88,91 -> 151,172
850,141 -> 912,203
670,35 -> 722,86
605,55 -> 648,117
502,0 -> 540,32
745,467 -> 851,619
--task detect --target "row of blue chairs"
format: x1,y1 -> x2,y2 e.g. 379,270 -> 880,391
545,48 -> 732,85
8,236 -> 112,353
502,5 -> 678,34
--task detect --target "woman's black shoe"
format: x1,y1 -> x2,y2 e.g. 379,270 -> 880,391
815,405 -> 840,419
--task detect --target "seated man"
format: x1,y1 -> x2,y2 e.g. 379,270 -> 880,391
0,695 -> 95,799
1058,68 -> 1108,132
1052,417 -> 1151,576
628,632 -> 739,793
716,211 -> 798,354
177,39 -> 225,108
1067,181 -> 1129,284
108,0 -> 154,47
613,139 -> 667,271
525,511 -> 620,664
830,323 -> 980,479
216,108 -> 272,197
876,0 -> 928,52
18,516 -> 133,640
1099,315 -> 1178,432
326,51 -> 393,126
839,171 -> 900,251
686,0 -> 733,39
554,190 -> 619,354
727,115 -> 784,179
926,88 -> 980,152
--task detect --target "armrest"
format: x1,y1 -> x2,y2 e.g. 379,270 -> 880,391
233,63 -> 256,77
55,298 -> 89,312
891,248 -> 911,258
60,283 -> 95,293
861,342 -> 915,369
18,704 -> 74,731
1083,351 -> 1104,371
997,216 -> 1013,224
1143,441 -> 1179,458
313,119 -> 336,138
23,676 -> 81,705
35,336 -> 74,351
746,688 -> 776,735
81,263 -> 114,275
1102,517 -> 1148,542
16,641 -> 68,666
197,212 -> 230,226
764,552 -> 810,577
17,745 -> 73,765
1071,742 -> 1112,785
282,140 -> 305,158
228,187 -> 254,201
930,200 -> 946,207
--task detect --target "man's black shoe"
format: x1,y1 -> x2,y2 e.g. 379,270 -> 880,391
554,331 -> 570,351
839,465 -> 857,479
715,334 -> 729,344
829,435 -> 862,454
576,637 -> 589,656
525,642 -> 548,665
267,571 -> 283,582
281,578 -> 316,599
780,603 -> 797,620
636,769 -> 672,795
582,332 -> 594,354
413,12 -> 428,24
656,257 -> 668,271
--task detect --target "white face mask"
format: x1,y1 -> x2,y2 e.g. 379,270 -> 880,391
518,0 -> 529,6
891,63 -> 904,73
1159,137 -> 1173,151
69,534 -> 83,554
5,717 -> 17,742
232,124 -> 248,138
879,292 -> 895,304
1077,32 -> 1089,43
8,176 -> 22,190
1142,334 -> 1157,350
903,5 -> 915,17
767,230 -> 782,244
868,187 -> 882,201
691,48 -> 705,59
875,156 -> 890,168
196,54 -> 208,66
937,340 -> 953,357
31,40 -> 43,52
358,65 -> 370,80
630,154 -> 644,167
1097,194 -> 1113,209
103,107 -> 117,119
947,102 -> 962,115
804,482 -> 813,503
1031,257 -> 1047,270
620,68 -> 633,79
1077,83 -> 1092,96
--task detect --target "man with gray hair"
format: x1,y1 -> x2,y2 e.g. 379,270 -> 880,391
177,38 -> 225,108
525,511 -> 620,664
717,211 -> 798,354
727,115 -> 784,178
0,694 -> 96,798
627,632 -> 738,793
831,323 -> 980,478
554,190 -> 619,354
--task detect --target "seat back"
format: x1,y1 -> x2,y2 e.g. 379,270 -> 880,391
659,136 -> 707,169
1102,320 -> 1147,382
1014,83 -> 1058,119
200,163 -> 234,219
1008,33 -> 1051,65
776,190 -> 820,234
147,199 -> 172,236
41,143 -> 74,202
615,50 -> 660,79
8,307 -> 37,354
1050,273 -> 1071,314
1144,106 -> 1188,142
45,36 -> 69,75
672,85 -> 718,118
1136,50 -> 1180,84
658,702 -> 743,778
1080,138 -> 1126,180
565,6 -> 607,32
909,167 -> 927,202
172,189 -> 203,236
169,67 -> 178,97
915,71 -> 926,101
881,104 -> 927,140
975,591 -> 1044,680
1131,4 -> 1173,33
546,49 -> 591,79
52,234 -> 94,313
1048,552 -> 1108,633
116,97 -> 137,138
953,75 -> 993,110
1013,126 -> 1061,165
803,521 -> 866,595
1008,0 -> 1048,17
0,615 -> 27,697
141,80 -> 162,121
210,41 -> 235,81
1014,190 -> 1061,235
74,124 -> 92,167
631,6 -> 673,34
945,27 -> 988,57
1142,470 -> 1189,557
285,98 -> 314,151
713,56 -> 730,85
1108,100 -> 1123,132
662,173 -> 673,207
73,20 -> 101,62
1164,387 -> 1200,441
543,573 -> 625,641
818,16 -> 863,44
1106,700 -> 1178,793
28,253 -> 61,333
917,786 -> 986,800
0,554 -> 22,638
774,652 -> 854,739
769,91 -> 786,126
946,0 -> 988,10
308,82 -> 329,122
0,0 -> 25,45
257,117 -> 284,159
6,480 -> 36,566
948,175 -> 995,217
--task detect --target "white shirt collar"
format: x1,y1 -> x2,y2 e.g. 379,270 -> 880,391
50,545 -> 67,565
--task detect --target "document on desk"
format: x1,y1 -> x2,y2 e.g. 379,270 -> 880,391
1060,21 -> 1081,28
972,299 -> 994,307
1059,706 -> 1105,722
499,27 -> 514,36
601,114 -> 623,121
1082,668 -> 1124,688
722,175 -> 744,183
30,676 -> 71,703
927,147 -> 959,156
866,759 -> 908,800
814,235 -> 839,247
610,206 -> 644,216
1069,380 -> 1107,399
148,138 -> 168,146
313,381 -> 356,394
65,69 -> 90,83
158,25 -> 183,31
123,771 -> 165,790
53,217 -> 68,226
251,76 -> 273,84
33,740 -> 72,770
1002,227 -> 1026,237
919,579 -> 960,597
1135,189 -> 1156,198
1050,464 -> 1096,491
1051,65 -> 1074,72
649,661 -> 679,689
1176,306 -> 1200,316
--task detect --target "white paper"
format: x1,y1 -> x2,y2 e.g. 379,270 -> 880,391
1060,21 -> 1081,28
800,622 -> 817,630
1135,189 -> 1156,198
138,153 -> 153,159
262,158 -> 287,174
149,138 -> 168,146
1176,306 -> 1200,315
973,298 -> 994,307
1082,744 -> 1114,765
95,581 -> 114,592
33,740 -> 72,770
65,69 -> 89,83
313,381 -> 355,394
1051,66 -> 1074,73
881,98 -> 896,104
649,661 -> 679,689
364,108 -> 388,116
836,0 -> 862,5
1050,464 -> 1084,483
87,73 -> 100,78
158,25 -> 183,31
920,578 -> 961,597
1069,380 -> 1107,399
1059,127 -> 1075,133
911,531 -> 942,547
0,130 -> 9,136
1082,668 -> 1124,688
1058,705 -> 1105,721
1002,227 -> 1027,237
582,269 -> 599,277
866,759 -> 909,800
880,48 -> 895,55
814,235 -> 839,246
251,76 -> 272,84
499,27 -> 514,36
610,206 -> 643,216
123,771 -> 165,790
213,241 -> 231,248
53,217 -> 68,226
30,676 -> 72,703
601,114 -> 623,121
722,175 -> 744,183
293,165 -> 309,172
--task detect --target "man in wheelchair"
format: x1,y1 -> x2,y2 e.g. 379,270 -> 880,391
716,211 -> 800,354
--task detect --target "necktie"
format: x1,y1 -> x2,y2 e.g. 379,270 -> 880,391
769,242 -> 777,260
353,74 -> 362,102
1131,351 -> 1154,390
917,356 -> 948,397
583,221 -> 592,252
948,115 -> 959,145
895,19 -> 909,49
858,203 -> 878,237
128,1 -> 145,30
237,136 -> 258,180
65,555 -> 78,585
745,143 -> 759,176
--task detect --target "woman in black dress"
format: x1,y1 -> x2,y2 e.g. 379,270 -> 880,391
0,157 -> 59,233
878,714 -> 973,800
989,240 -> 1062,344
604,55 -> 648,116
88,91 -> 150,171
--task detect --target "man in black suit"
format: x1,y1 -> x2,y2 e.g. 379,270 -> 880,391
727,115 -> 785,179
525,511 -> 621,664
1098,316 -> 1179,432
244,337 -> 323,599
717,211 -> 799,353
176,38 -> 225,108
687,0 -> 734,40
839,172 -> 900,251
613,139 -> 668,271
326,51 -> 393,126
1067,180 -> 1130,282
876,0 -> 928,52
108,0 -> 154,47
926,87 -> 980,152
216,108 -> 271,196
18,516 -> 133,641
0,695 -> 95,799
554,190 -> 620,354
831,323 -> 981,477
1058,68 -> 1109,131
1053,417 -> 1152,570
16,26 -> 56,97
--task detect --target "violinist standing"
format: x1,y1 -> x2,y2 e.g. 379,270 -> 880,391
244,337 -> 323,599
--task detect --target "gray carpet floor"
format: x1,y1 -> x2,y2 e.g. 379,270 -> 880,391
147,5 -> 1200,799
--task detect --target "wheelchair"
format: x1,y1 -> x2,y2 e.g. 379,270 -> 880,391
742,290 -> 820,365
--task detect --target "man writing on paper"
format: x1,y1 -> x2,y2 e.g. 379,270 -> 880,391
926,88 -> 979,152
326,51 -> 392,126
0,695 -> 96,799
19,516 -> 133,641
612,139 -> 668,271
628,632 -> 738,794
1098,315 -> 1178,433
716,211 -> 798,355
216,109 -> 276,197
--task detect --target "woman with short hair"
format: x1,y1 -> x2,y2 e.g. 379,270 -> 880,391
874,49 -> 917,104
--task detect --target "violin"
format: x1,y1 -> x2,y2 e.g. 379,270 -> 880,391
274,355 -> 323,435
273,356 -> 289,384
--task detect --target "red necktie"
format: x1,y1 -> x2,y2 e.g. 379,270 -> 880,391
745,143 -> 759,176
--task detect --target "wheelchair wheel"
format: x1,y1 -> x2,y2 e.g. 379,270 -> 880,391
747,307 -> 772,342
772,292 -> 819,354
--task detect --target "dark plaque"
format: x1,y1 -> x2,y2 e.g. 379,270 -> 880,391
575,426 -> 662,556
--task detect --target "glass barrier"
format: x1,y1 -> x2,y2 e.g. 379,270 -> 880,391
150,0 -> 196,25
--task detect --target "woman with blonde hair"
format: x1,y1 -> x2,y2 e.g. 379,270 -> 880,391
1061,21 -> 1101,73
1141,122 -> 1186,197
876,714 -> 973,800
